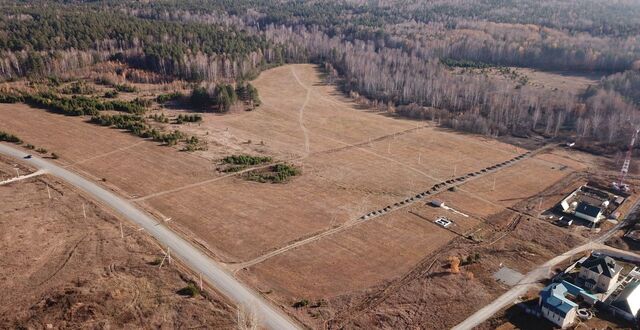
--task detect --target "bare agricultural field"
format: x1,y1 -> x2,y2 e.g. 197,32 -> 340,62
0,64 -> 600,329
456,152 -> 581,216
239,209 -> 456,299
0,104 -> 218,198
0,103 -> 137,164
140,64 -> 523,262
0,164 -> 236,329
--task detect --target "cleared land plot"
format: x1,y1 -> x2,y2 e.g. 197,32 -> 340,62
0,104 -> 218,197
0,65 -> 524,265
0,103 -> 137,164
0,167 -> 235,329
409,203 -> 482,235
239,210 -> 455,299
514,68 -> 601,94
141,64 -> 523,262
145,147 -> 436,262
456,154 -> 577,213
364,128 -> 519,181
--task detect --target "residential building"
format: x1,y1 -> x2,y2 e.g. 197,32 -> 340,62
539,281 -> 597,328
575,202 -> 603,223
578,255 -> 622,293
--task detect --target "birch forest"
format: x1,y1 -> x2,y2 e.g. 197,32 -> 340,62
2,0 -> 640,150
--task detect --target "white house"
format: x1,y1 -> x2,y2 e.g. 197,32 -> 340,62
575,202 -> 603,223
578,255 -> 622,293
539,281 -> 597,328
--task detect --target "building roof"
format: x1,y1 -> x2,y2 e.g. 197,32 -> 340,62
576,202 -> 602,218
581,255 -> 620,279
612,282 -> 640,317
540,281 -> 596,317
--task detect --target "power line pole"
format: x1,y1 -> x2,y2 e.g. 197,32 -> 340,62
120,222 -> 124,239
46,184 -> 51,199
538,197 -> 543,212
82,203 -> 87,219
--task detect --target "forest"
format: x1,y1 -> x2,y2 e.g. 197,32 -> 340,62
1,0 -> 639,148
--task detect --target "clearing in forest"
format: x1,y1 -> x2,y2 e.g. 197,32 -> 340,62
0,64 -> 588,328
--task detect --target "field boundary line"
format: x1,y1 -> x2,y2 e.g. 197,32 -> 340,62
64,140 -> 146,168
235,147 -> 546,270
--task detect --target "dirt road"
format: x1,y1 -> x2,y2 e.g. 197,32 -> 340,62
0,142 -> 299,330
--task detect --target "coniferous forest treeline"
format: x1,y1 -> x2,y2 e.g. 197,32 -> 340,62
2,0 -> 640,149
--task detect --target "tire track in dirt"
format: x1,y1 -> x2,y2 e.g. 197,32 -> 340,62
65,140 -> 147,168
37,236 -> 87,286
290,66 -> 311,157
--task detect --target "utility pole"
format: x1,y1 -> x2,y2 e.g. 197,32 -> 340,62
199,273 -> 203,291
538,197 -> 544,214
387,141 -> 390,154
46,184 -> 51,199
492,176 -> 497,191
418,153 -> 421,165
82,203 -> 87,219
120,222 -> 124,239
14,167 -> 19,177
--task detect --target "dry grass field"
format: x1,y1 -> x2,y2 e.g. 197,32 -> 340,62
0,104 -> 219,198
513,68 -> 602,95
0,64 -> 606,329
0,157 -> 236,329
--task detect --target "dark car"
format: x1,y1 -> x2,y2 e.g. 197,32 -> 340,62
24,155 -> 32,159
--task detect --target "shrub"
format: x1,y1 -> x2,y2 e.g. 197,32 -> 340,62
156,91 -> 184,104
104,90 -> 119,98
35,147 -> 47,154
292,299 -> 309,309
177,283 -> 200,298
0,91 -> 24,103
61,81 -> 95,95
222,155 -> 272,166
51,153 -> 59,159
0,131 -> 22,144
246,163 -> 300,183
114,84 -> 137,93
150,113 -> 169,123
176,114 -> 202,124
182,136 -> 206,152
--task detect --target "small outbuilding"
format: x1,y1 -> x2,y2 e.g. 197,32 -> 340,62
430,199 -> 444,207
